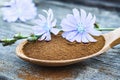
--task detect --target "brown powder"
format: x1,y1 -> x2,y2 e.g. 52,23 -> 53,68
18,66 -> 77,80
23,35 -> 105,60
110,38 -> 120,48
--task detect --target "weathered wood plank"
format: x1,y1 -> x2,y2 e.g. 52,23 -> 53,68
0,0 -> 120,80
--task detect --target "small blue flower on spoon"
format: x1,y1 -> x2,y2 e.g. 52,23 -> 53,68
61,8 -> 102,43
33,9 -> 61,41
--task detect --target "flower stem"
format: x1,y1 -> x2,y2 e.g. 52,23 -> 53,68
0,33 -> 41,46
96,28 -> 116,31
94,23 -> 116,31
0,26 -> 117,46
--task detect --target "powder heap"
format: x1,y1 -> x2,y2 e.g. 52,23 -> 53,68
23,34 -> 105,60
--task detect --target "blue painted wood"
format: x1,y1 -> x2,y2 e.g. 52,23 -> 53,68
0,0 -> 120,80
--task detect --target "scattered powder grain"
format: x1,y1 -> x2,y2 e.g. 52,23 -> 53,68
18,66 -> 76,80
23,35 -> 105,60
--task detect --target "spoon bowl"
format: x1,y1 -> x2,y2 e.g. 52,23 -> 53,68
16,28 -> 120,66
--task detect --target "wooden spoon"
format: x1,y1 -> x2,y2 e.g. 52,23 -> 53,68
16,28 -> 120,67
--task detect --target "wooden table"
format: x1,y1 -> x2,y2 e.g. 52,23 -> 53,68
0,0 -> 120,80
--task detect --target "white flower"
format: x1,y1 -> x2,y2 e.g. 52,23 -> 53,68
33,9 -> 61,41
2,0 -> 37,22
61,8 -> 102,43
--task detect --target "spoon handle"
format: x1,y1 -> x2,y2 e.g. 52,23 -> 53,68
103,28 -> 120,48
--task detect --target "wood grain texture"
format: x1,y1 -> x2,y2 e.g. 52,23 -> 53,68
0,0 -> 120,80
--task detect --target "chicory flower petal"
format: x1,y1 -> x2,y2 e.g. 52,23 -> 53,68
61,8 -> 102,43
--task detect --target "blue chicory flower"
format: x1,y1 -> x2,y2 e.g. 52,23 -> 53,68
2,0 -> 37,22
33,9 -> 61,41
61,8 -> 101,43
